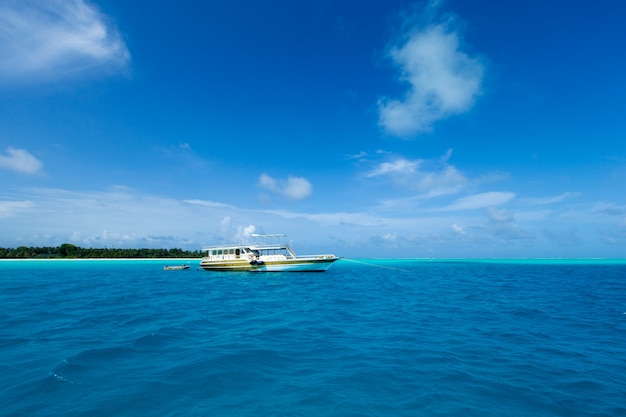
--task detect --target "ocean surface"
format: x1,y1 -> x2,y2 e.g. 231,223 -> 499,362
1,259 -> 625,416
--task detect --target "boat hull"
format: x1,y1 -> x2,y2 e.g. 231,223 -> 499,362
254,258 -> 337,272
198,259 -> 256,271
199,257 -> 337,272
163,265 -> 190,270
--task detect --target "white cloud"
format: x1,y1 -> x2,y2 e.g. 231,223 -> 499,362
0,187 -> 343,248
1,186 -> 625,257
525,192 -> 580,206
589,202 -> 626,217
0,188 -> 240,248
0,0 -> 130,82
347,151 -> 368,160
258,174 -> 278,191
515,209 -> 552,222
417,164 -> 467,197
366,150 -> 469,198
451,223 -> 465,236
258,173 -> 313,200
542,227 -> 581,246
0,200 -> 35,219
485,206 -> 532,241
378,11 -> 484,137
220,216 -> 232,235
183,199 -> 234,209
486,206 -> 513,223
234,225 -> 257,242
0,147 -> 44,174
366,158 -> 419,177
263,208 -> 386,228
440,192 -> 515,211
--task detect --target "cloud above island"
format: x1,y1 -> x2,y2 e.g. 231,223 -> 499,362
0,183 -> 624,258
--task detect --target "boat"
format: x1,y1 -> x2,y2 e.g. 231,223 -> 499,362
199,234 -> 339,272
163,264 -> 190,271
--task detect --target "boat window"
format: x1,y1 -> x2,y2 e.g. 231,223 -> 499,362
218,249 -> 223,255
235,249 -> 240,255
229,249 -> 234,255
212,250 -> 217,256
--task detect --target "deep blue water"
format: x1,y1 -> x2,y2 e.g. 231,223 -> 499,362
1,259 -> 625,416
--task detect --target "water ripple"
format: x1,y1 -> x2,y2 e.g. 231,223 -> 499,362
0,259 -> 625,416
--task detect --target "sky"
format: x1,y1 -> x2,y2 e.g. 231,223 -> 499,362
1,0 -> 625,258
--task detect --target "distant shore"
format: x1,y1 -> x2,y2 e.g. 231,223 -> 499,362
0,244 -> 202,260
0,258 -> 200,262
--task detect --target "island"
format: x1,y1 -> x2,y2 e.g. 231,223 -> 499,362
0,243 -> 202,259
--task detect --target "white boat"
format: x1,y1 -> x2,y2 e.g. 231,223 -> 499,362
199,234 -> 338,272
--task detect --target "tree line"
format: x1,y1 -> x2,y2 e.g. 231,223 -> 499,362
0,243 -> 202,259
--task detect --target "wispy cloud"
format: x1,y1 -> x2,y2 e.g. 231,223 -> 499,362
367,158 -> 420,177
1,185 -> 625,257
486,206 -> 532,240
0,187 -> 227,248
0,0 -> 130,83
0,147 -> 44,174
258,173 -> 313,200
542,227 -> 581,246
440,192 -> 515,212
450,223 -> 466,236
366,150 -> 468,198
525,192 -> 580,206
0,200 -> 35,219
378,2 -> 484,137
262,208 -> 387,228
589,202 -> 626,217
183,199 -> 234,209
0,187 -> 353,249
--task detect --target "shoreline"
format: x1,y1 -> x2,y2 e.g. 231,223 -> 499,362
0,258 -> 201,262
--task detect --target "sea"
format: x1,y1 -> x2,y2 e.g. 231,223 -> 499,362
1,258 -> 625,417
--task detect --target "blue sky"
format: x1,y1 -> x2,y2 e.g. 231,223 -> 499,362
1,0 -> 625,258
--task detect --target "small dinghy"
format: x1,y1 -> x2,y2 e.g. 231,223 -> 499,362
163,264 -> 190,271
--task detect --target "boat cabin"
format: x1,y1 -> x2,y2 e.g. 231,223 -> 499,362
203,246 -> 249,259
201,244 -> 297,260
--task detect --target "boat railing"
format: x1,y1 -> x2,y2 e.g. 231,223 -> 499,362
201,245 -> 246,252
250,244 -> 291,250
296,254 -> 337,260
201,243 -> 289,251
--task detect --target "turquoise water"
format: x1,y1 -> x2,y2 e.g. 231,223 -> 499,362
1,259 -> 625,416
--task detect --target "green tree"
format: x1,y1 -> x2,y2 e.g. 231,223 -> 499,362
59,243 -> 79,258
